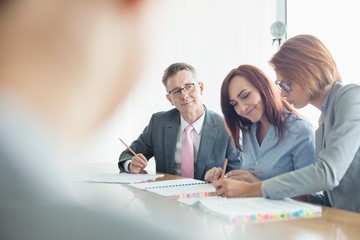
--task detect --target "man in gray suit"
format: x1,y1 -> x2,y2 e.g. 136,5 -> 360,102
119,63 -> 240,180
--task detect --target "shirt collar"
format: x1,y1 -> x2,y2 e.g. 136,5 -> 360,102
180,111 -> 205,134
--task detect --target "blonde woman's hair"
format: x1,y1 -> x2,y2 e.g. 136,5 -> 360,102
269,34 -> 341,98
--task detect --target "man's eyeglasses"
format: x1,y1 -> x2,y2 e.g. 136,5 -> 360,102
167,83 -> 196,98
275,80 -> 292,92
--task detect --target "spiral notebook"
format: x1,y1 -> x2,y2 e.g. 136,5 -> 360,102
129,179 -> 215,198
178,196 -> 322,222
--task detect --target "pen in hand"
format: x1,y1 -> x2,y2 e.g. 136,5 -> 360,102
118,138 -> 147,173
221,158 -> 228,180
118,138 -> 137,156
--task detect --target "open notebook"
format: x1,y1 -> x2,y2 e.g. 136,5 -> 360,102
178,196 -> 322,222
129,178 -> 215,198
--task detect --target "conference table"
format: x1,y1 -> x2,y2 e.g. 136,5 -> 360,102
72,162 -> 360,240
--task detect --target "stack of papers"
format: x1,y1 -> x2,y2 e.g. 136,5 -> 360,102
73,173 -> 164,184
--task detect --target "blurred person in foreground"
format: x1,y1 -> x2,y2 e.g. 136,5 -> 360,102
0,0 -> 193,239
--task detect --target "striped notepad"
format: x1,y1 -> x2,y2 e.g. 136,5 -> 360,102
129,179 -> 215,198
178,196 -> 322,222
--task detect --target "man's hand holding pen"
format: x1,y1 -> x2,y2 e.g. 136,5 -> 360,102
129,154 -> 148,174
119,138 -> 148,174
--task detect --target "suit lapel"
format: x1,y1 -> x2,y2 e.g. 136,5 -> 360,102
315,114 -> 325,157
195,110 -> 217,179
164,111 -> 180,174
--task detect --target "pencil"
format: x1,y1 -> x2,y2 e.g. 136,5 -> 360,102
221,158 -> 228,180
118,138 -> 137,156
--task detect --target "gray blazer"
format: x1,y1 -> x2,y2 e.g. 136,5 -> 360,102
262,82 -> 360,213
118,107 -> 240,180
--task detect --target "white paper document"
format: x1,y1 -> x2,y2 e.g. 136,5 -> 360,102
129,178 -> 216,197
73,173 -> 164,184
178,196 -> 322,222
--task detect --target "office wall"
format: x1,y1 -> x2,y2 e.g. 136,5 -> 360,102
85,0 -> 360,165
80,0 -> 279,164
287,0 -> 360,126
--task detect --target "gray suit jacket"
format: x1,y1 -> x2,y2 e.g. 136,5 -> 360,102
118,107 -> 240,180
262,82 -> 360,212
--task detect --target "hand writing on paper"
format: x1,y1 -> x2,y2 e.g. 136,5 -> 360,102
226,170 -> 261,183
129,153 -> 148,174
212,179 -> 263,198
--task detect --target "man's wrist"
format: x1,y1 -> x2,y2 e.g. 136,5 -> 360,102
124,159 -> 132,172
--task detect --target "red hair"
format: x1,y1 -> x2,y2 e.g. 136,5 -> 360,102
220,64 -> 296,150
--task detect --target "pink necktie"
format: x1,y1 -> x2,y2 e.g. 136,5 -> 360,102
181,125 -> 194,178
